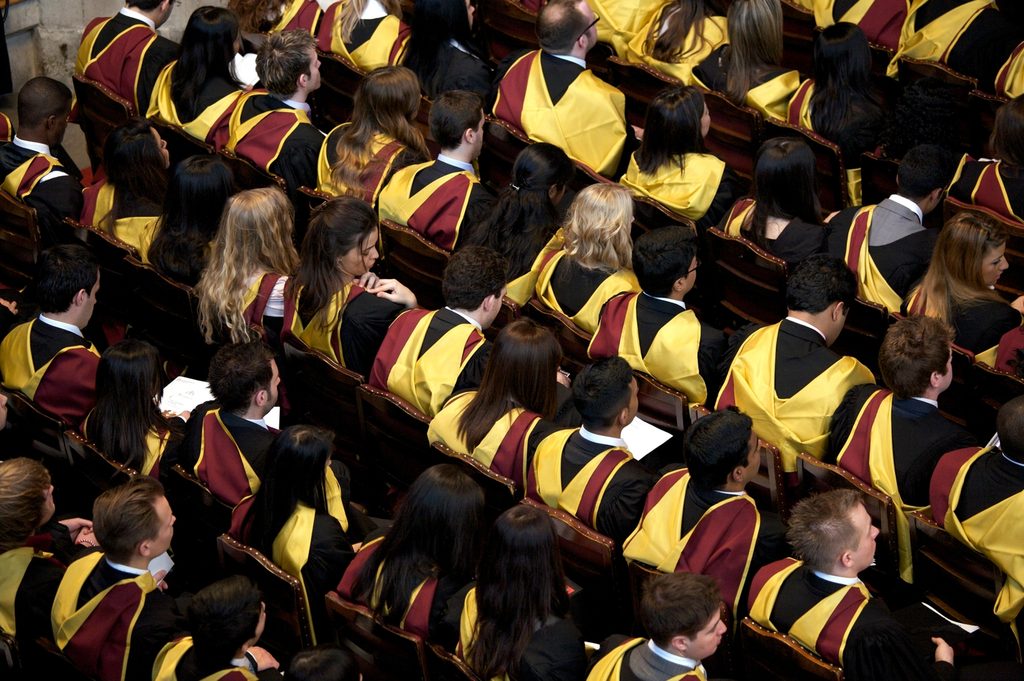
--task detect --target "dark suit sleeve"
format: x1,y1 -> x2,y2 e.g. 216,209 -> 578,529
454,184 -> 496,250
825,208 -> 856,259
827,385 -> 876,463
128,591 -> 188,681
341,294 -> 406,378
697,166 -> 745,232
520,618 -> 588,681
718,322 -> 762,378
595,461 -> 656,544
453,340 -> 491,394
16,557 -> 64,644
446,51 -> 493,99
303,514 -> 356,634
272,126 -> 324,197
136,37 -> 178,117
697,322 -> 727,401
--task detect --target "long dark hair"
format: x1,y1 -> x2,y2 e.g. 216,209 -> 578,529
172,6 -> 240,120
635,86 -> 705,175
102,118 -> 167,229
743,137 -> 821,247
458,320 -> 561,452
403,0 -> 478,94
351,465 -> 484,624
647,0 -> 711,62
466,505 -> 569,679
88,339 -> 176,471
470,143 -> 573,279
150,155 -> 235,286
250,425 -> 337,555
991,96 -> 1024,168
808,22 -> 877,144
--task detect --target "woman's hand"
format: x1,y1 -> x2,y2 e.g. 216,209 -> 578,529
367,279 -> 418,308
357,271 -> 381,290
1011,295 -> 1024,314
60,518 -> 95,544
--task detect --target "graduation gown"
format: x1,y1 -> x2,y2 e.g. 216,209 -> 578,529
719,198 -> 828,266
152,637 -> 259,681
590,0 -> 670,57
620,152 -> 741,229
622,13 -> 728,86
948,154 -> 1024,225
146,62 -> 243,150
315,4 -> 409,71
0,546 -> 63,644
534,251 -> 640,335
80,179 -> 160,260
369,308 -> 490,417
317,125 -> 415,204
82,410 -> 178,478
0,141 -> 84,247
493,50 -> 627,176
588,638 -> 706,681
810,0 -> 908,51
693,46 -> 801,121
270,0 -> 324,34
0,319 -> 99,427
241,273 -> 287,342
0,112 -> 11,142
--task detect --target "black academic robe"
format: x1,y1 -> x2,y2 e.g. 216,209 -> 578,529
418,41 -> 493,99
409,159 -> 495,249
232,93 -> 325,196
171,401 -> 276,486
0,142 -> 84,246
765,218 -> 829,267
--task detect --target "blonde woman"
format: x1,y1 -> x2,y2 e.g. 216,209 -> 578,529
533,183 -> 640,334
904,212 -> 1024,357
624,0 -> 728,85
316,0 -> 409,71
196,186 -> 300,344
317,66 -> 429,204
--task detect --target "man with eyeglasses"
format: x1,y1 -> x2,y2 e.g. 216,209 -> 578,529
492,0 -> 633,176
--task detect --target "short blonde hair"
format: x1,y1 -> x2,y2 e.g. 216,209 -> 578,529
257,30 -> 315,98
562,183 -> 634,271
0,458 -> 50,552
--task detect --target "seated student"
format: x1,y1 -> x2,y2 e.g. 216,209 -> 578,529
284,196 -> 417,376
492,0 -> 630,176
231,0 -> 331,35
589,572 -> 725,681
402,0 -> 491,98
827,144 -> 952,313
904,211 -> 1024,358
369,246 -> 505,417
196,186 -> 300,345
792,0 -> 906,51
624,409 -> 788,618
720,138 -> 828,267
748,490 -> 958,681
226,30 -> 325,196
620,86 -> 742,229
147,6 -> 246,150
589,0 -> 665,58
589,226 -> 726,406
83,339 -> 186,478
338,464 -> 485,640
317,66 -> 430,204
949,96 -> 1024,224
429,319 -> 567,488
377,89 -> 494,251
153,576 -> 280,681
77,0 -> 178,116
285,645 -> 360,681
80,118 -> 169,257
829,317 -> 976,583
717,256 -> 874,473
175,341 -> 280,506
526,357 -> 657,544
52,477 -> 186,681
0,77 -> 83,246
444,505 -> 587,678
316,0 -> 409,71
0,244 -> 100,427
693,0 -> 801,121
623,0 -> 728,85
468,143 -> 574,306
534,184 -> 641,335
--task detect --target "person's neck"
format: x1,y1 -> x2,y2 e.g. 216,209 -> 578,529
718,479 -> 746,493
440,146 -> 475,165
119,554 -> 151,571
918,386 -> 942,402
43,310 -> 84,330
825,563 -> 860,580
127,5 -> 163,27
586,423 -> 624,440
786,311 -> 829,342
16,129 -> 49,148
283,90 -> 307,104
236,404 -> 270,421
450,306 -> 484,327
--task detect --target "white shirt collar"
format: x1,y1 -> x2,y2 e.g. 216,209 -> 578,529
579,425 -> 628,449
784,316 -> 827,342
642,291 -> 686,310
362,0 -> 389,19
715,488 -> 746,496
118,7 -> 156,30
436,153 -> 476,175
887,193 -> 924,224
812,569 -> 861,586
444,306 -> 482,331
38,314 -> 84,337
910,396 -> 939,408
105,557 -> 148,576
549,52 -> 587,69
448,39 -> 472,55
647,640 -> 701,671
242,416 -> 269,429
13,136 -> 52,156
280,98 -> 311,113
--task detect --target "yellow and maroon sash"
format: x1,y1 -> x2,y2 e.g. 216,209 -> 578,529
378,161 -> 477,251
588,637 -> 707,681
904,286 -> 926,316
888,0 -> 990,77
843,206 -> 903,313
534,250 -> 640,335
623,469 -> 759,617
835,389 -> 918,582
82,411 -> 170,478
505,229 -> 564,306
527,428 -> 633,528
336,537 -> 439,639
950,154 -> 1023,223
316,6 -> 410,70
815,0 -> 907,50
317,125 -> 407,203
748,558 -> 870,666
591,0 -> 667,57
242,273 -> 285,338
620,153 -> 726,220
282,283 -> 365,367
52,552 -> 158,681
81,178 -> 114,227
622,14 -> 727,86
76,17 -> 158,114
370,308 -> 487,417
153,637 -> 257,681
787,79 -> 815,129
195,408 -> 263,506
716,322 -> 874,472
146,61 -> 242,150
1,153 -> 61,200
80,179 -> 159,258
271,0 -> 323,34
589,292 -> 707,404
996,41 -> 1024,99
226,91 -> 313,173
494,50 -> 627,176
0,546 -> 54,635
745,71 -> 801,122
0,112 -> 11,143
720,198 -> 755,237
427,391 -> 541,487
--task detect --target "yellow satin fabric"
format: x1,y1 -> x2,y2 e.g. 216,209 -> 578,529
226,92 -> 312,169
888,0 -> 991,77
378,160 -> 477,239
592,0 -> 674,57
623,15 -> 728,85
534,251 -> 640,335
0,321 -> 100,400
153,637 -> 259,681
505,229 -> 564,306
146,61 -> 241,144
323,13 -> 408,70
1,154 -> 59,199
0,547 -> 50,634
843,206 -> 903,313
620,153 -> 726,221
531,429 -> 631,524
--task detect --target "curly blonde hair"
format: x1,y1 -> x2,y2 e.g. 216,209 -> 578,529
562,183 -> 634,271
197,186 -> 299,343
0,458 -> 50,552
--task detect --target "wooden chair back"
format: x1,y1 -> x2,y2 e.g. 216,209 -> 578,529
3,390 -> 71,462
378,219 -> 450,310
150,120 -> 216,170
966,361 -> 1024,445
763,120 -> 848,210
779,0 -> 817,75
752,439 -> 787,517
938,344 -> 976,428
739,617 -> 844,681
567,159 -> 613,192
897,57 -> 977,93
65,431 -> 137,500
828,297 -> 890,375
164,465 -> 233,582
486,296 -> 521,340
431,442 -> 519,520
311,52 -> 366,130
700,87 -> 763,181
481,0 -> 539,63
705,227 -> 788,327
944,196 -> 1024,300
859,150 -> 900,207
0,189 -> 41,289
218,149 -> 286,191
356,384 -> 440,489
634,372 -> 690,436
325,592 -> 430,681
427,644 -> 484,681
605,56 -> 682,128
480,117 -> 531,190
217,534 -> 314,658
72,74 -> 133,170
967,90 -> 1006,158
523,298 -> 594,375
626,560 -> 663,631
631,196 -> 698,237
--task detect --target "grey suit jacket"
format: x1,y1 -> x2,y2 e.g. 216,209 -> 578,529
627,641 -> 698,681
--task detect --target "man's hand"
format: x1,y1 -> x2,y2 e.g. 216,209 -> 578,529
932,637 -> 954,665
247,646 -> 280,670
